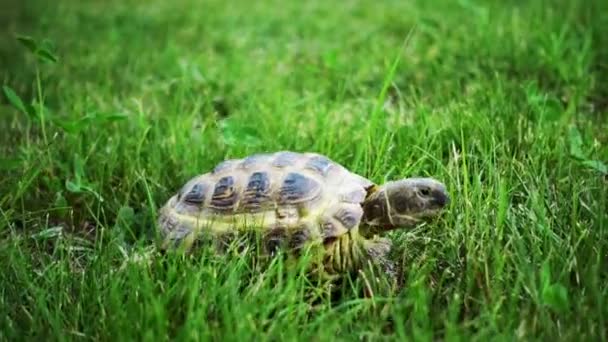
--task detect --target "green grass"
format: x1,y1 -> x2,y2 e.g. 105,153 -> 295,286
1,0 -> 607,340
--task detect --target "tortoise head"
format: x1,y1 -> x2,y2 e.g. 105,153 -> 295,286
361,177 -> 450,235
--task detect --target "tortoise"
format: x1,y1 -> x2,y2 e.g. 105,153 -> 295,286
157,151 -> 450,278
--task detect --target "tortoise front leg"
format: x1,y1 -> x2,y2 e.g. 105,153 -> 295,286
361,237 -> 399,296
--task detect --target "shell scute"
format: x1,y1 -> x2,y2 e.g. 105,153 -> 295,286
278,172 -> 321,204
333,207 -> 362,230
305,155 -> 333,176
241,171 -> 272,211
272,151 -> 301,168
240,154 -> 272,170
183,183 -> 207,204
212,159 -> 238,174
339,188 -> 367,203
210,176 -> 238,210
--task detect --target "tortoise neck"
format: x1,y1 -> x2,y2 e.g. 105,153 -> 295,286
360,185 -> 396,236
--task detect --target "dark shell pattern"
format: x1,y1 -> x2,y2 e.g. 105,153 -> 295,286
165,151 -> 373,252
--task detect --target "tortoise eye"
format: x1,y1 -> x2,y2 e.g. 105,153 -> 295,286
419,187 -> 431,197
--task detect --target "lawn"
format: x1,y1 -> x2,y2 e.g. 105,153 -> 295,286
1,0 -> 607,340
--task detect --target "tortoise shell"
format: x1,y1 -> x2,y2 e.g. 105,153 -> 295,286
158,151 -> 374,252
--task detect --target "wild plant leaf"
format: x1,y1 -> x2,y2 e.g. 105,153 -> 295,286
116,206 -> 135,228
540,261 -> 551,288
30,226 -> 63,240
568,126 -> 585,160
73,154 -> 86,185
581,160 -> 607,175
52,114 -> 95,133
37,47 -> 58,63
542,283 -> 569,313
65,179 -> 104,202
523,82 -> 563,121
65,179 -> 82,193
53,191 -> 68,207
567,127 -> 606,174
15,35 -> 38,54
52,119 -> 82,134
69,236 -> 94,248
2,85 -> 28,115
15,35 -> 58,64
53,191 -> 70,219
80,184 -> 104,202
52,112 -> 127,134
